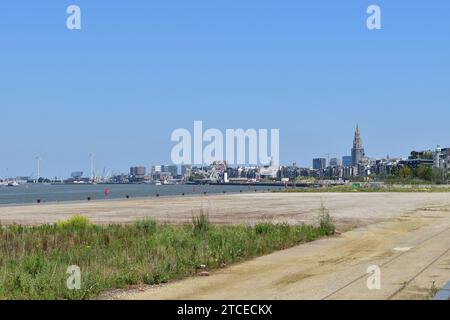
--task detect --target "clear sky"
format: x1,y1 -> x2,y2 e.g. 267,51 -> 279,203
1,1 -> 449,178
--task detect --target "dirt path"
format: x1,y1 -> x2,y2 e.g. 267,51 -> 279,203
111,202 -> 450,300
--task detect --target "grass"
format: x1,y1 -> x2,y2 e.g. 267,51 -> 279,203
192,209 -> 211,235
0,213 -> 334,300
317,204 -> 335,236
55,215 -> 92,230
277,185 -> 450,193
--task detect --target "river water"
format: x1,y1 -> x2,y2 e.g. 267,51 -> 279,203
0,184 -> 281,205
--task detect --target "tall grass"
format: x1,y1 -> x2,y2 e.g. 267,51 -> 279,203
192,209 -> 211,235
0,213 -> 334,300
55,215 -> 91,230
318,204 -> 336,236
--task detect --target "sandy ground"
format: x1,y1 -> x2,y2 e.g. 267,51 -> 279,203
1,192 -> 449,229
2,192 -> 450,300
111,199 -> 450,300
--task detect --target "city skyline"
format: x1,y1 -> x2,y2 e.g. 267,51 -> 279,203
1,1 -> 450,177
0,124 -> 447,180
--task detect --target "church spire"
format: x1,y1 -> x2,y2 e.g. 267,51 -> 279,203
353,124 -> 363,149
351,124 -> 365,166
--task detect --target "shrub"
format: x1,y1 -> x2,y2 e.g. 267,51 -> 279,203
56,215 -> 91,230
318,205 -> 335,236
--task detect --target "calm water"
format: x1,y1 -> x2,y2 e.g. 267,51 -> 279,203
0,184 -> 281,205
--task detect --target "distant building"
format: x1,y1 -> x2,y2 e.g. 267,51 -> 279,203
403,149 -> 434,169
130,166 -> 146,176
71,172 -> 83,180
181,165 -> 192,180
342,156 -> 353,167
259,158 -> 279,179
110,174 -> 129,184
396,146 -> 449,182
16,176 -> 31,183
151,165 -> 162,174
443,147 -> 450,173
162,165 -> 178,177
370,158 -> 400,176
434,145 -> 447,169
181,165 -> 192,176
130,166 -> 146,182
313,158 -> 326,170
153,171 -> 172,182
343,166 -> 356,178
278,165 -> 301,180
329,158 -> 341,167
351,125 -> 365,166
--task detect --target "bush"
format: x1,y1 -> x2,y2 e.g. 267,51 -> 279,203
318,205 -> 335,236
56,216 -> 91,230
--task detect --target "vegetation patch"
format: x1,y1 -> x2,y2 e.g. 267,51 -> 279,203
278,185 -> 450,193
0,213 -> 334,300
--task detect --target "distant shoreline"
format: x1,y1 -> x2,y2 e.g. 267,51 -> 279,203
0,184 -> 280,207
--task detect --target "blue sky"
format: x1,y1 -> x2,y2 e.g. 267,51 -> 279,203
1,1 -> 449,178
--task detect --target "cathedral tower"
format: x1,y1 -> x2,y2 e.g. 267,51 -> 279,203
351,125 -> 365,166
